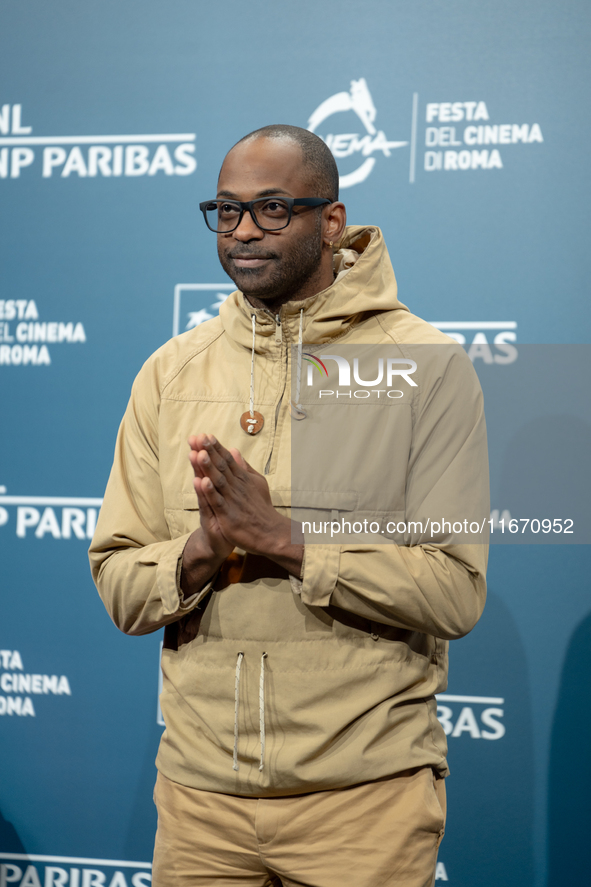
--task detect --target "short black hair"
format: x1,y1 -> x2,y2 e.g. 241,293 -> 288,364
229,124 -> 339,203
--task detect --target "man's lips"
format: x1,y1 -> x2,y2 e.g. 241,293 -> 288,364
228,252 -> 276,269
232,257 -> 270,268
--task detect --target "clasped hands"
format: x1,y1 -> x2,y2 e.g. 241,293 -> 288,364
180,434 -> 303,598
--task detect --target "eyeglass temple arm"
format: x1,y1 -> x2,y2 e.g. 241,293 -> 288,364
292,198 -> 333,207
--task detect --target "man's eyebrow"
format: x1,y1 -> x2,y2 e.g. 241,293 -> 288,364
255,188 -> 292,197
216,188 -> 293,198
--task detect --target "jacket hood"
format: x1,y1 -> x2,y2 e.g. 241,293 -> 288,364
219,225 -> 409,350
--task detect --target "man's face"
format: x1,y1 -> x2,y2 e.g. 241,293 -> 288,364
216,138 -> 326,304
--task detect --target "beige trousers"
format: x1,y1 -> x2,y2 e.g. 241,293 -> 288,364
152,768 -> 446,887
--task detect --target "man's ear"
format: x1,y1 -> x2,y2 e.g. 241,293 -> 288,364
323,202 -> 347,248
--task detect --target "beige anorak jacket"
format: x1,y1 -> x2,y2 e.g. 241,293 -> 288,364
90,226 -> 489,796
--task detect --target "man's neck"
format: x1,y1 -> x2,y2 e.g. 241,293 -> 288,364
245,291 -> 310,315
244,264 -> 335,315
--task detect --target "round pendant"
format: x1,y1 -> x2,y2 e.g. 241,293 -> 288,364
289,401 -> 307,420
240,411 -> 264,435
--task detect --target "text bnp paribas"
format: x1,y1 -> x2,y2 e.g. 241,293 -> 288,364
0,104 -> 197,179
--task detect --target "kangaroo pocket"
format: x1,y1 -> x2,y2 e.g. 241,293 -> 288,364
290,400 -> 412,524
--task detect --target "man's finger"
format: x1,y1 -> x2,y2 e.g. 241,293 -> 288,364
229,448 -> 246,469
233,450 -> 260,477
189,448 -> 206,479
204,436 -> 244,479
188,433 -> 211,453
229,448 -> 265,484
189,435 -> 216,480
194,477 -> 215,521
197,449 -> 232,493
194,479 -> 233,552
200,474 -> 228,511
195,478 -> 224,525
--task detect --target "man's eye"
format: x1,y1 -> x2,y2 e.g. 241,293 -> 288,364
261,200 -> 288,215
220,203 -> 239,215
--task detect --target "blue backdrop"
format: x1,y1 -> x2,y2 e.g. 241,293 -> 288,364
1,2 -> 590,886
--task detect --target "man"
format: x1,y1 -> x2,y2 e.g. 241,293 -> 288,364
90,125 -> 489,887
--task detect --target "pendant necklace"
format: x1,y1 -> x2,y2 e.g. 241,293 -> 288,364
240,313 -> 264,434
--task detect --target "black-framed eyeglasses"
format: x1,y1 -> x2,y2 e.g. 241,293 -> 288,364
199,197 -> 332,233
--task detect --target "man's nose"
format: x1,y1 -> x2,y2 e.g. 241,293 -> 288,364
232,209 -> 264,241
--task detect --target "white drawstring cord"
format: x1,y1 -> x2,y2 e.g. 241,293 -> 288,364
259,652 -> 268,771
233,652 -> 244,771
232,651 -> 269,773
295,308 -> 303,410
249,313 -> 256,419
290,308 -> 307,420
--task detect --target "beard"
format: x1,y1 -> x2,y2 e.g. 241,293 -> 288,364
217,213 -> 323,303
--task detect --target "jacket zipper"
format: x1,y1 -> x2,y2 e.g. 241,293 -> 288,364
264,311 -> 286,475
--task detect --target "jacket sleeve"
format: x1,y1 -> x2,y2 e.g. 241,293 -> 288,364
296,347 -> 489,640
88,357 -> 213,636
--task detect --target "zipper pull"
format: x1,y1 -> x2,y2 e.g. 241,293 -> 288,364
275,315 -> 282,344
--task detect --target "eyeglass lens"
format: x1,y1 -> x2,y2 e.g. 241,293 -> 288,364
204,198 -> 291,232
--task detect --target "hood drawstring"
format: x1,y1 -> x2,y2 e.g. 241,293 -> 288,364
289,308 -> 307,420
259,652 -> 268,771
232,651 -> 269,773
244,309 -> 306,426
249,313 -> 256,419
240,314 -> 264,435
233,651 -> 244,771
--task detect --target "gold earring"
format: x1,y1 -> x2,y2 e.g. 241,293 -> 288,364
329,241 -> 333,247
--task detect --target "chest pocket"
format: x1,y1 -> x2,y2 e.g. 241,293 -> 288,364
177,488 -> 360,512
288,488 -> 358,526
165,487 -> 361,538
162,489 -> 200,537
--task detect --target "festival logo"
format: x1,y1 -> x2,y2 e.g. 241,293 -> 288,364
307,79 -> 408,188
172,284 -> 233,337
307,87 -> 543,185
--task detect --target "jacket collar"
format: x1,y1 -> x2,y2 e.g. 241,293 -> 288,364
219,225 -> 408,352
